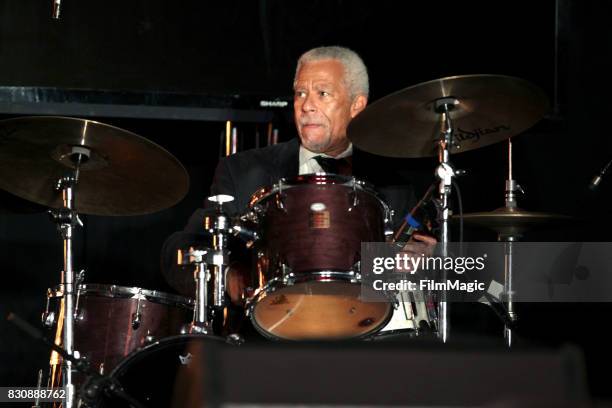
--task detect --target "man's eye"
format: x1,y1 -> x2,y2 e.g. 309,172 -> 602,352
295,91 -> 306,98
319,91 -> 330,97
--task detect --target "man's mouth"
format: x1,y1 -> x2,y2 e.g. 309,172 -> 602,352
301,122 -> 324,129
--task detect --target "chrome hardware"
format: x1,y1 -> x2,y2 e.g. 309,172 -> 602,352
42,311 -> 56,327
42,290 -> 54,327
73,286 -> 81,320
76,270 -> 86,284
131,298 -> 142,330
348,177 -> 359,209
275,179 -> 286,211
226,333 -> 244,345
74,310 -> 85,322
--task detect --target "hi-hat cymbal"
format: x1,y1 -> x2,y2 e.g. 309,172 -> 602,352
453,207 -> 573,236
0,116 -> 189,216
348,74 -> 549,158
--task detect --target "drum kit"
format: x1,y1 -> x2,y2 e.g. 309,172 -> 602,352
1,74 -> 571,407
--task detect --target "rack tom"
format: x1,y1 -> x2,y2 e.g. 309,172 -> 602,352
246,174 -> 393,340
44,283 -> 193,383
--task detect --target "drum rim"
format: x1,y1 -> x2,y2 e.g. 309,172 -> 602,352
248,173 -> 387,210
49,283 -> 194,307
247,277 -> 393,341
108,334 -> 228,378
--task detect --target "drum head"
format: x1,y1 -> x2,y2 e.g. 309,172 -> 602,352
101,335 -> 227,407
251,282 -> 392,340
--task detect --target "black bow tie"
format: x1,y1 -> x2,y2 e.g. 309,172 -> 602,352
313,155 -> 352,175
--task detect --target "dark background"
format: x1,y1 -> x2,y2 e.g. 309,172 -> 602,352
1,0 -> 612,401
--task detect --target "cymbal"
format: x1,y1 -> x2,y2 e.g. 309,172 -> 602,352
453,207 -> 573,236
348,74 -> 549,158
0,189 -> 46,214
0,116 -> 189,216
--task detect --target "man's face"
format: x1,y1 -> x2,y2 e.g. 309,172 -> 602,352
293,59 -> 367,157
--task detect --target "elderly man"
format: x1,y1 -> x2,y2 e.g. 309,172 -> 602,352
162,46 -> 434,303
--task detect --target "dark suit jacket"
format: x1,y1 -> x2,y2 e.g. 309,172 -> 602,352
161,138 -> 430,295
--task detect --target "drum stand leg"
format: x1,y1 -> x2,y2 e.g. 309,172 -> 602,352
500,236 -> 518,348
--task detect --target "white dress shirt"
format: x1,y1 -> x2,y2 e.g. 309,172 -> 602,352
298,143 -> 353,175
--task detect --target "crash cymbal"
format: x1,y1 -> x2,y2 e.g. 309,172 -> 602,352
453,207 -> 572,236
0,116 -> 189,216
348,74 -> 549,158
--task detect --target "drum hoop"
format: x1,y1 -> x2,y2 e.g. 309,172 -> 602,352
49,283 -> 193,307
247,284 -> 394,341
248,173 -> 386,210
109,334 -> 228,377
245,270 -> 361,309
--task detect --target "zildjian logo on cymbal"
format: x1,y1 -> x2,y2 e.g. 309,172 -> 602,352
455,125 -> 511,143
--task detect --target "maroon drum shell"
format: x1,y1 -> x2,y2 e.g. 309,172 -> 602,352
47,284 -> 193,378
252,175 -> 387,273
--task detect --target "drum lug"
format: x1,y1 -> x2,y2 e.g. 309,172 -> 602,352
349,177 -> 359,209
131,312 -> 142,330
281,264 -> 294,285
131,298 -> 142,330
241,209 -> 260,223
275,179 -> 287,211
74,310 -> 85,322
76,269 -> 86,284
384,209 -> 395,237
42,290 -> 54,327
73,285 -> 82,320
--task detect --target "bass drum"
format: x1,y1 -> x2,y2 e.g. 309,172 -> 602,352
99,335 -> 230,407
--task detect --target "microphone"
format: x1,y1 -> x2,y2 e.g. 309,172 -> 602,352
52,0 -> 61,19
589,157 -> 612,191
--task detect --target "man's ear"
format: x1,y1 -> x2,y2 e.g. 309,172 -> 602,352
350,95 -> 368,118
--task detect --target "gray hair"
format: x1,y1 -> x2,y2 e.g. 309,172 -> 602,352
294,46 -> 369,99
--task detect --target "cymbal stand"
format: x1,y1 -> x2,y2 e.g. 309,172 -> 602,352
48,147 -> 89,408
179,247 -> 213,334
500,138 -> 523,347
179,195 -> 234,335
206,195 -> 234,309
433,97 -> 460,343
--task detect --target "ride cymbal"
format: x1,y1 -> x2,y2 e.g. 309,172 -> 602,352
348,74 -> 549,158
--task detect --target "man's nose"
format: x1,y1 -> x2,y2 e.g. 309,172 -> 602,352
301,93 -> 317,112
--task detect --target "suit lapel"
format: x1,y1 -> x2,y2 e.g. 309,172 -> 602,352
271,138 -> 300,181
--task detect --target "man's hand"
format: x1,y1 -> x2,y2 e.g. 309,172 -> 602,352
396,232 -> 437,256
396,232 -> 437,273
